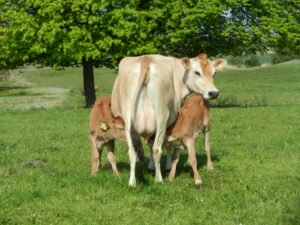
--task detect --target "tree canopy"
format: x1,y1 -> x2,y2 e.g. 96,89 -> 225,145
0,0 -> 299,106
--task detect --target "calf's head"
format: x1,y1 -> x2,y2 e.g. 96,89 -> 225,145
182,53 -> 226,100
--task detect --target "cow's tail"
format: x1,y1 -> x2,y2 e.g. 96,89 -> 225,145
131,56 -> 150,120
129,56 -> 150,161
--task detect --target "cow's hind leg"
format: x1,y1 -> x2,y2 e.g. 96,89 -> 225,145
107,140 -> 120,178
183,138 -> 202,185
168,147 -> 179,181
152,114 -> 169,183
125,127 -> 137,186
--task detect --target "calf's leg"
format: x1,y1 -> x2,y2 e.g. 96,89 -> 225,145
165,148 -> 172,171
89,134 -> 104,176
183,138 -> 202,185
168,147 -> 179,181
204,129 -> 214,170
107,140 -> 120,178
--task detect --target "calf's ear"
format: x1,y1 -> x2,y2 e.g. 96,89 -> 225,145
213,59 -> 227,70
182,57 -> 190,69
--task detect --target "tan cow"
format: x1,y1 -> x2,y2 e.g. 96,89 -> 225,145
89,96 -> 143,178
112,53 -> 226,186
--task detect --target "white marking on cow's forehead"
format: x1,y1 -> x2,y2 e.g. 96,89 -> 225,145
191,59 -> 204,75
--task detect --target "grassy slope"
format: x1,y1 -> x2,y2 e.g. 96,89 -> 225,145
0,61 -> 299,225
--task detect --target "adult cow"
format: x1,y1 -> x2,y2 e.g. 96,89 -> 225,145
111,53 -> 226,186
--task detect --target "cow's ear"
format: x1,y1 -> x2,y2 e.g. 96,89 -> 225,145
182,57 -> 190,69
213,59 -> 227,70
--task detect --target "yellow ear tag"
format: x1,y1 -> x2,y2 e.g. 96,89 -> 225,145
216,64 -> 224,70
100,121 -> 109,131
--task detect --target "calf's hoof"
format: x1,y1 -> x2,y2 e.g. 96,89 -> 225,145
113,171 -> 121,179
91,169 -> 98,176
207,163 -> 214,171
195,179 -> 203,186
168,174 -> 175,182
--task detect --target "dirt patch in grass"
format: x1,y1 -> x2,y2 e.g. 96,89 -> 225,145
0,69 -> 70,110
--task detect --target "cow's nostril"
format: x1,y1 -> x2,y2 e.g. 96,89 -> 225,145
208,91 -> 219,98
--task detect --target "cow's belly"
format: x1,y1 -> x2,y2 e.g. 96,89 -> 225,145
134,92 -> 156,136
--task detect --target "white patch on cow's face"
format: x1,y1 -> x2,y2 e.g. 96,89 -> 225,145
186,59 -> 219,100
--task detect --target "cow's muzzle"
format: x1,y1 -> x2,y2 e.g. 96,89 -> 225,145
208,90 -> 219,99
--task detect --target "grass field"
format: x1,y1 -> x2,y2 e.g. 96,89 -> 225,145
0,61 -> 299,225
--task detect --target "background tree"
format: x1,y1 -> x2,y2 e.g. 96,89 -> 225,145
0,0 -> 127,106
1,0 -> 299,107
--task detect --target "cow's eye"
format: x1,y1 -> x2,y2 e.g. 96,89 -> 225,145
194,71 -> 201,76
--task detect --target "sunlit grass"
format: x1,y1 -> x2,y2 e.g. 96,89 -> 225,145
0,61 -> 299,224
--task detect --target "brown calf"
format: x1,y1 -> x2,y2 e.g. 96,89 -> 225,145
89,96 -> 144,178
165,95 -> 212,185
89,96 -> 126,177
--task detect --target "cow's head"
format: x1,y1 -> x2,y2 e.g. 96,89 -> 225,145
182,53 -> 226,100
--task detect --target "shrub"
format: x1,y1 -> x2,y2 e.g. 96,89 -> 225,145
244,55 -> 261,67
271,55 -> 295,64
227,56 -> 244,67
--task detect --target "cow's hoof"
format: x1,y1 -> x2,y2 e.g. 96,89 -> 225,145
128,181 -> 136,187
155,175 -> 163,183
128,177 -> 136,187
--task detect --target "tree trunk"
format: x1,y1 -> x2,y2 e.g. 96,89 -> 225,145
83,58 -> 96,107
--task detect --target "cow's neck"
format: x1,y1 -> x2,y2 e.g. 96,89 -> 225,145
172,61 -> 191,109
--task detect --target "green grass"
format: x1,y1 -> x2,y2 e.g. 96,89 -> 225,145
0,61 -> 299,225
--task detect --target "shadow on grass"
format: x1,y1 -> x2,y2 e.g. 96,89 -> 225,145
210,95 -> 268,108
0,86 -> 25,90
114,153 -> 219,184
173,153 -> 220,177
0,87 -> 45,97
